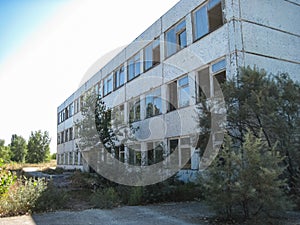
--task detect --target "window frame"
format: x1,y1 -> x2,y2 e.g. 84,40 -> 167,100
114,65 -> 125,90
103,74 -> 113,96
165,19 -> 187,58
145,88 -> 162,118
193,0 -> 224,42
127,53 -> 141,81
128,98 -> 141,123
144,38 -> 160,72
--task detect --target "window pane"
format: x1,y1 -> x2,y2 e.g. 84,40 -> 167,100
154,97 -> 162,115
179,76 -> 189,86
194,6 -> 209,39
144,45 -> 153,70
179,85 -> 190,107
178,30 -> 187,49
166,28 -> 176,57
176,20 -> 186,32
212,59 -> 226,73
146,96 -> 153,117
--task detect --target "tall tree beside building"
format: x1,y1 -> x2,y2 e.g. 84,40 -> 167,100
198,67 -> 300,218
0,140 -> 11,163
10,134 -> 27,163
26,131 -> 51,163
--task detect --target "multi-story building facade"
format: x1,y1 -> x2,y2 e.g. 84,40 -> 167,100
57,0 -> 300,181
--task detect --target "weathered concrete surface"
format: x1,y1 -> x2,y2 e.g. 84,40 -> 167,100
1,201 -> 300,225
0,202 -> 212,225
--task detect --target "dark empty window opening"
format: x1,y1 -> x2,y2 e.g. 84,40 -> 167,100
168,81 -> 178,112
208,2 -> 223,32
214,71 -> 226,96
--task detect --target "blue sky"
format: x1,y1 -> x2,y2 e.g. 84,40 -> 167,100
0,0 -> 179,152
0,0 -> 70,63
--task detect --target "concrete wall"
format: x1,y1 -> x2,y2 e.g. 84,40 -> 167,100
56,0 -> 300,173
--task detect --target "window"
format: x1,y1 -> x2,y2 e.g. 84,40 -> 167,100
144,38 -> 160,71
128,144 -> 141,165
95,82 -> 102,98
57,133 -> 61,145
178,76 -> 190,107
196,67 -> 210,102
168,81 -> 178,112
146,142 -> 164,165
112,104 -> 125,127
68,103 -> 74,118
74,99 -> 78,114
114,65 -> 125,89
65,107 -> 69,120
80,95 -> 84,110
61,131 -> 64,143
165,20 -> 187,57
168,137 -> 191,169
212,59 -> 226,96
65,129 -> 69,142
128,53 -> 141,81
193,0 -> 223,40
69,127 -> 73,141
145,88 -> 162,118
129,98 -> 141,123
168,75 -> 190,111
103,74 -> 113,96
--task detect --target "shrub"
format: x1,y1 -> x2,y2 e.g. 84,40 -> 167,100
0,177 -> 47,217
128,186 -> 143,205
34,181 -> 69,212
90,187 -> 119,209
0,170 -> 17,196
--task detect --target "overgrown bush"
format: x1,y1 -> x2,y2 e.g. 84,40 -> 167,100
90,187 -> 119,209
0,177 -> 47,217
34,181 -> 69,212
0,170 -> 17,196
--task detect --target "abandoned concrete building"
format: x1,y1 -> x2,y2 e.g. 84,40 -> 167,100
57,0 -> 300,181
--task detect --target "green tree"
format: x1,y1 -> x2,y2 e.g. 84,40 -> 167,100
26,131 -> 51,163
201,132 -> 291,220
0,140 -> 11,163
197,67 -> 299,219
10,134 -> 27,163
221,67 -> 300,201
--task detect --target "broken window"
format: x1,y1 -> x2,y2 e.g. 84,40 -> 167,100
194,0 -> 223,40
114,65 -> 125,89
144,38 -> 160,71
128,53 -> 141,81
165,20 -> 187,57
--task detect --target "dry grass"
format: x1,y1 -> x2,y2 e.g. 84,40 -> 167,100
4,160 -> 57,171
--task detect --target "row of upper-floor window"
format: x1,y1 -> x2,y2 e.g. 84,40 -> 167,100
58,57 -> 225,146
58,0 -> 224,125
